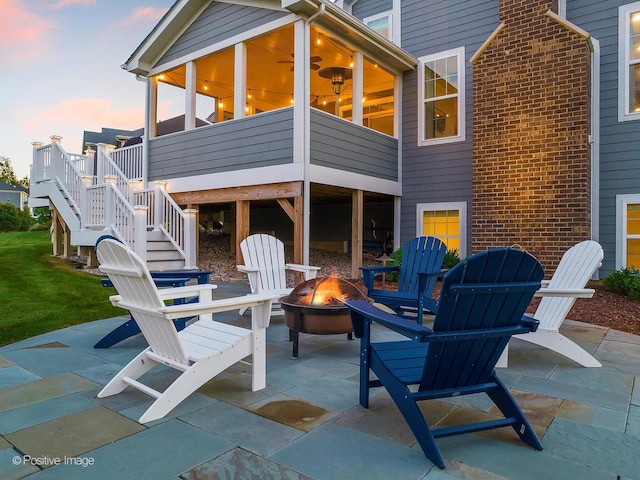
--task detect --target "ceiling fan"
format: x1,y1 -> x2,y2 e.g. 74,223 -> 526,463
277,53 -> 322,71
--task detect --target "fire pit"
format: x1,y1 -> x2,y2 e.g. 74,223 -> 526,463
279,277 -> 368,358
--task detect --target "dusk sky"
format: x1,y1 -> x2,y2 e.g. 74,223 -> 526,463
0,0 -> 175,180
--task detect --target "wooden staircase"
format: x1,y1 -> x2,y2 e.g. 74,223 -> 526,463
29,138 -> 195,270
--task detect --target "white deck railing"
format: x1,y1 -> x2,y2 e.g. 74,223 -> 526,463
109,143 -> 143,180
30,137 -> 195,268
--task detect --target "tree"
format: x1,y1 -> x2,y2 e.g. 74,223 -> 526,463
0,157 -> 19,185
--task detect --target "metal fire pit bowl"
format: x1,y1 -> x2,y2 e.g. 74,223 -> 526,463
279,277 -> 368,358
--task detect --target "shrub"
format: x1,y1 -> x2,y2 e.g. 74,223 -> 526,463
34,206 -> 52,227
384,247 -> 403,282
383,247 -> 461,281
602,268 -> 640,299
442,249 -> 462,270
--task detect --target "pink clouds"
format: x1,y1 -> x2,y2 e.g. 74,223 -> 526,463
24,97 -> 145,150
50,0 -> 96,9
0,0 -> 56,69
119,6 -> 169,27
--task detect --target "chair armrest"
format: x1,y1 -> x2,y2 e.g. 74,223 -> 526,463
156,284 -> 218,301
346,300 -> 432,340
360,266 -> 400,291
237,265 -> 260,293
158,292 -> 279,319
286,264 -> 321,280
360,265 -> 401,274
151,270 -> 214,284
534,287 -> 595,298
237,265 -> 260,274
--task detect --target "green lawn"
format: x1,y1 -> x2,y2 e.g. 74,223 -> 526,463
0,231 -> 122,346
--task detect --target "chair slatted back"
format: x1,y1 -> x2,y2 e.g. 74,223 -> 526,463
96,238 -> 189,364
397,236 -> 447,295
420,248 -> 543,391
535,240 -> 603,331
240,234 -> 287,291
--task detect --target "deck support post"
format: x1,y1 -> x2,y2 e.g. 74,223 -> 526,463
352,189 -> 363,279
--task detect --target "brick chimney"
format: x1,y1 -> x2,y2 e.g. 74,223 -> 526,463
471,0 -> 592,274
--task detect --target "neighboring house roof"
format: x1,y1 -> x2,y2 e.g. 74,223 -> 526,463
0,180 -> 28,194
82,127 -> 138,152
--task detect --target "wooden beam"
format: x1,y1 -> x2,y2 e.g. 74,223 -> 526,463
171,182 -> 303,205
235,200 -> 250,266
276,198 -> 295,222
352,189 -> 363,278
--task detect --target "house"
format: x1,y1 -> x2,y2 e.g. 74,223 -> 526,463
0,180 -> 28,210
29,0 -> 640,276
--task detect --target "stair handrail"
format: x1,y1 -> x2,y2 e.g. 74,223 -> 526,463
50,136 -> 88,218
96,144 -> 134,201
154,183 -> 197,269
109,143 -> 143,180
104,178 -> 136,250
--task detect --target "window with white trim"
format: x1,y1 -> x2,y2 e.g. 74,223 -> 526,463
617,194 -> 640,268
363,11 -> 393,41
416,202 -> 467,257
618,2 -> 640,121
418,47 -> 465,145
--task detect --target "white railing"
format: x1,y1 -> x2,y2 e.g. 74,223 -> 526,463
83,184 -> 106,228
134,189 -> 155,228
31,144 -> 52,183
106,182 -> 136,248
50,137 -> 87,216
154,184 -> 197,269
110,143 -> 143,180
30,137 -> 195,268
156,185 -> 185,255
97,146 -> 136,201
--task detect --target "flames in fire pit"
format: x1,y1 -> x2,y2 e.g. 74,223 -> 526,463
279,277 -> 368,356
282,277 -> 366,309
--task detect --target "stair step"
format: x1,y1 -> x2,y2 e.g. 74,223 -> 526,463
146,250 -> 184,261
147,260 -> 186,271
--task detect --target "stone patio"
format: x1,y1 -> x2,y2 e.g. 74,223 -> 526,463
0,282 -> 638,479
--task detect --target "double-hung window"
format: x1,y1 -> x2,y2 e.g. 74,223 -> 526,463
617,194 -> 640,269
417,202 -> 467,257
417,47 -> 465,145
618,2 -> 640,121
363,11 -> 393,41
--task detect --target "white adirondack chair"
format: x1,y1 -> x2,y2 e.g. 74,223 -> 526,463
237,234 -> 321,316
95,238 -> 278,423
499,240 -> 604,368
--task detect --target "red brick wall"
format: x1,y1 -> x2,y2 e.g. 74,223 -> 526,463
472,0 -> 592,274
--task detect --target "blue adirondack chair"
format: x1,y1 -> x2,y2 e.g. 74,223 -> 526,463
360,236 -> 447,322
346,247 -> 544,469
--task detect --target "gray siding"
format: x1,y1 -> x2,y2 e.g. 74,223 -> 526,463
567,0 -> 640,274
148,108 -> 294,180
398,0 -> 500,248
351,0 -> 393,19
310,109 -> 398,181
156,2 -> 289,68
